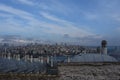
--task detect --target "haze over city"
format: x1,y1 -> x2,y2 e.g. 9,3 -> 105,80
0,0 -> 120,45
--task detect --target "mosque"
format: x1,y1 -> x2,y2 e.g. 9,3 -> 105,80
64,40 -> 117,63
0,40 -> 118,80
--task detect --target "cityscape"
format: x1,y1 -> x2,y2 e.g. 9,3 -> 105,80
0,0 -> 120,80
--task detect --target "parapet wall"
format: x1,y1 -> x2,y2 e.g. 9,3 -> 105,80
58,62 -> 120,80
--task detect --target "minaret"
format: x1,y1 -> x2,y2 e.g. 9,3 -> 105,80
38,56 -> 41,62
50,56 -> 53,67
7,53 -> 11,60
4,47 -> 7,54
47,56 -> 50,64
40,56 -> 44,63
13,54 -> 17,60
4,47 -> 7,59
83,50 -> 86,54
101,40 -> 107,54
30,55 -> 33,63
3,53 -> 6,59
1,53 -> 3,58
67,56 -> 70,63
17,54 -> 20,61
24,55 -> 29,62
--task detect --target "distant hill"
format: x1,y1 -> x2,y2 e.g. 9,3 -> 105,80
0,35 -> 54,45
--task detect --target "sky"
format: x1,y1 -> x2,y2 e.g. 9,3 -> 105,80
0,0 -> 120,45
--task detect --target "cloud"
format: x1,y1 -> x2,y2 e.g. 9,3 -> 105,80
0,4 -> 46,27
0,3 -> 103,44
40,12 -> 64,22
116,27 -> 120,32
14,0 -> 100,21
0,4 -> 100,39
83,12 -> 99,20
0,4 -> 34,20
111,14 -> 120,22
13,0 -> 120,23
0,4 -> 44,36
0,13 -> 13,18
40,12 -> 73,24
15,0 -> 34,6
39,0 -> 73,15
40,12 -> 100,38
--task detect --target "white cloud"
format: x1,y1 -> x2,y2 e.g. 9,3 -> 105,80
0,4 -> 44,26
39,1 -> 73,15
116,27 -> 120,32
111,14 -> 120,22
40,12 -> 72,23
0,13 -> 13,18
0,4 -> 44,35
16,0 -> 34,6
0,4 -> 101,42
14,0 -> 99,21
83,12 -> 99,20
40,12 -> 99,38
0,4 -> 33,19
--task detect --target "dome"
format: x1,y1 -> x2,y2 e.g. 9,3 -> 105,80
14,60 -> 28,73
65,53 -> 118,62
0,58 -> 18,73
0,58 -> 46,73
101,40 -> 107,47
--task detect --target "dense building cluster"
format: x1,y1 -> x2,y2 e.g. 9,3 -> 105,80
0,43 -> 99,57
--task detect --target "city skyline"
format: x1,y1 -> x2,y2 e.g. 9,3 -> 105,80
0,0 -> 120,45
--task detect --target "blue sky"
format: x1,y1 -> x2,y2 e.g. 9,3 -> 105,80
0,0 -> 120,45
